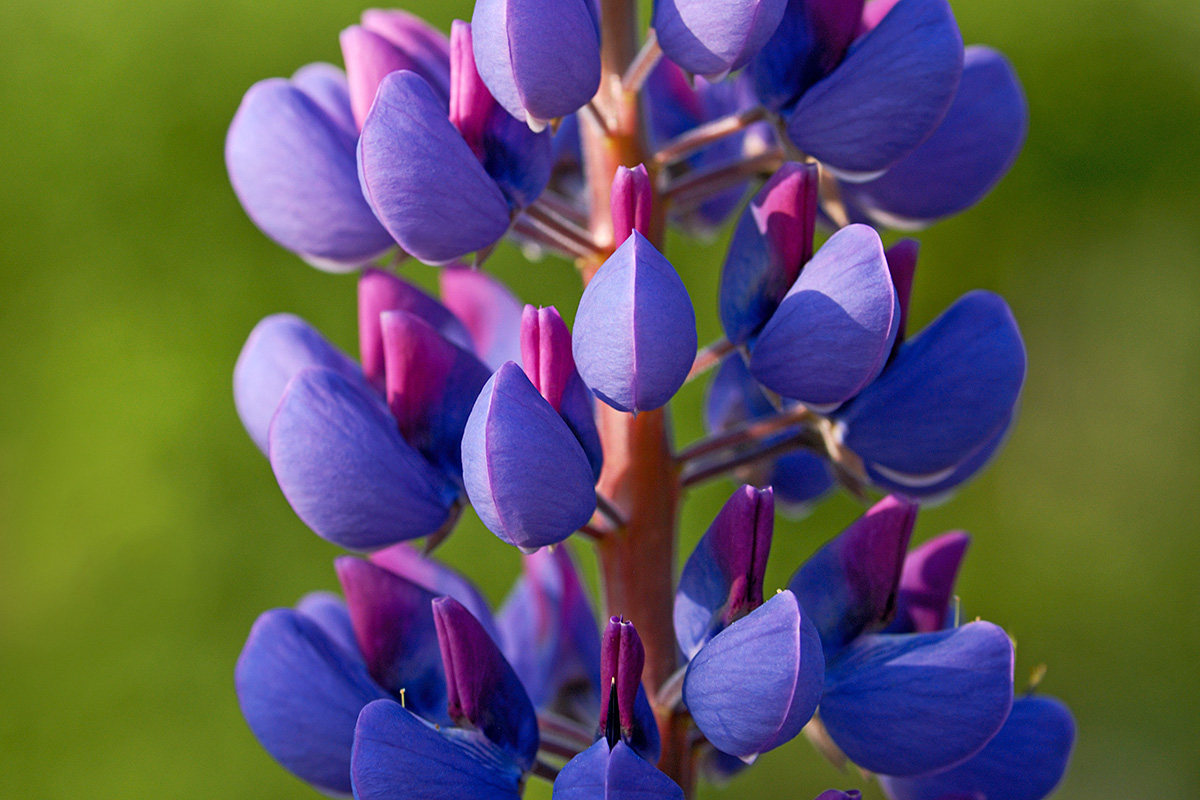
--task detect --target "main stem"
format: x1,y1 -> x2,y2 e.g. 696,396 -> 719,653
578,0 -> 692,793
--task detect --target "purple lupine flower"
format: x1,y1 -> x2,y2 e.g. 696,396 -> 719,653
573,232 -> 698,413
752,0 -> 964,178
653,0 -> 788,78
677,486 -> 825,759
472,0 -> 602,128
837,46 -> 1029,229
788,498 -> 1016,776
358,21 -> 552,264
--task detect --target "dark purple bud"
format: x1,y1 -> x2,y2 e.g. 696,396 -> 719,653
358,268 -> 474,391
268,368 -> 459,550
226,72 -> 394,268
683,591 -> 824,758
885,531 -> 969,635
675,486 -> 774,659
599,617 -> 645,743
433,596 -> 540,771
462,362 -> 597,550
788,494 -> 917,660
611,164 -> 653,246
749,223 -> 899,409
884,238 -> 918,349
233,314 -> 363,454
820,622 -> 1014,776
552,740 -> 684,800
654,0 -> 788,77
358,71 -> 513,264
835,290 -> 1026,483
786,0 -> 964,177
449,20 -> 500,159
573,232 -> 698,413
334,557 -> 447,721
439,266 -> 525,370
879,694 -> 1075,800
838,46 -> 1028,228
719,162 -> 819,345
369,544 -> 499,640
750,0 -> 866,112
521,305 -> 576,410
472,0 -> 601,126
382,310 -> 491,478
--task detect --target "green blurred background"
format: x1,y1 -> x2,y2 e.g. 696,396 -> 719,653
1,0 -> 1197,797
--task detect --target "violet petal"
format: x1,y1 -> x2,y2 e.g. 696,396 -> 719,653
885,531 -> 970,635
552,740 -> 684,800
438,265 -> 525,371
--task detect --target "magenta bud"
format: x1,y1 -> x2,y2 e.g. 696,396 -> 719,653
599,617 -> 645,742
382,311 -> 459,442
611,164 -> 653,246
449,21 -> 498,159
520,305 -> 576,410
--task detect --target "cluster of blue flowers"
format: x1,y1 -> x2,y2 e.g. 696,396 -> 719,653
226,1 -> 1075,799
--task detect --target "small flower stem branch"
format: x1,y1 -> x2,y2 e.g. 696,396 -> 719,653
680,428 -> 825,488
655,665 -> 689,712
621,29 -> 662,94
817,416 -> 870,501
512,214 -> 598,262
662,150 -> 786,210
577,523 -> 610,542
594,492 -> 629,530
818,165 -> 851,229
538,738 -> 584,761
523,203 -> 603,256
531,759 -> 562,782
684,337 -> 735,384
534,191 -> 591,230
674,406 -> 817,466
538,711 -> 597,748
654,107 -> 769,166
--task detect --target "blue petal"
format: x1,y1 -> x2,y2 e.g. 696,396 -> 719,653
295,591 -> 360,658
291,62 -> 358,136
788,495 -> 917,660
879,695 -> 1075,800
462,362 -> 597,549
553,740 -> 684,800
841,46 -> 1028,228
358,71 -> 513,265
836,290 -> 1025,479
821,622 -> 1014,776
226,76 -> 394,268
653,0 -> 788,77
866,410 -> 1013,499
269,368 -> 458,550
769,451 -> 835,509
750,224 -> 898,407
234,314 -> 363,455
472,0 -> 601,122
683,591 -> 824,758
352,699 -> 524,800
236,608 -> 387,796
573,232 -> 698,413
787,0 -> 963,176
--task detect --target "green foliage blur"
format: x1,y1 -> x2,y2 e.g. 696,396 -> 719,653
1,0 -> 1197,797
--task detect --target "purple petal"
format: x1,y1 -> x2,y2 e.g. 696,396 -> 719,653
290,62 -> 357,135
472,0 -> 601,123
816,792 -> 862,800
600,617 -> 645,738
226,75 -> 394,268
821,622 -> 1015,776
879,695 -> 1075,800
439,266 -> 525,370
369,543 -> 499,640
866,410 -> 1013,499
268,368 -> 458,550
497,545 -> 601,717
382,310 -> 491,479
788,0 -> 964,176
434,597 -> 540,770
358,71 -> 513,265
295,591 -> 359,657
361,9 -> 453,100
352,699 -> 524,800
559,371 -> 605,481
553,740 -> 684,800
788,494 -> 917,659
840,46 -> 1028,227
884,238 -> 919,350
705,352 -> 781,431
335,557 -> 447,720
885,531 -> 970,635
683,591 -> 824,758
342,25 -> 443,132
750,0 -> 867,111
359,268 -> 474,390
233,314 -> 363,454
450,20 -> 499,159
719,162 -> 820,345
236,608 -> 387,795
675,485 -> 775,659
521,305 -> 576,411
462,362 -> 597,550
749,224 -> 898,407
769,452 -> 835,509
836,290 -> 1026,479
611,164 -> 653,246
573,232 -> 698,413
653,0 -> 789,77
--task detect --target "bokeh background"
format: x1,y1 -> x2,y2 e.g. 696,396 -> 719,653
1,0 -> 1197,797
